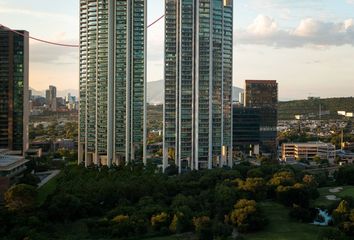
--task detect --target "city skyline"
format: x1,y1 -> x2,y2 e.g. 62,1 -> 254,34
1,0 -> 354,100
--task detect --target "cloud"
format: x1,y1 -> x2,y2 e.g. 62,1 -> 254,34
0,4 -> 76,23
30,35 -> 78,64
236,15 -> 354,48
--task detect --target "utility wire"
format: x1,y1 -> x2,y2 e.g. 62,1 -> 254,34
0,14 -> 165,48
0,24 -> 79,47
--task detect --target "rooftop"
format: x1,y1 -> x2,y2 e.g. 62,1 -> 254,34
0,154 -> 28,171
245,80 -> 277,84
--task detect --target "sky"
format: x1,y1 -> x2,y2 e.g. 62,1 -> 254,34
0,0 -> 354,100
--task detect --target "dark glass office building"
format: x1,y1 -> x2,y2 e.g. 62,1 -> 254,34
232,106 -> 260,154
163,0 -> 233,171
244,80 -> 278,156
78,0 -> 147,167
0,29 -> 29,155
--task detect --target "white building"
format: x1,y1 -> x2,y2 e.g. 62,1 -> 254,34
282,142 -> 336,163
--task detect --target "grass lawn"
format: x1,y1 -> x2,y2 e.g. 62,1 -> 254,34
37,174 -> 60,206
314,186 -> 354,207
244,202 -> 329,240
143,235 -> 193,240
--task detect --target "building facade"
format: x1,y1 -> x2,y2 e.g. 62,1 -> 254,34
0,29 -> 29,155
281,142 -> 336,163
45,85 -> 57,111
78,0 -> 147,167
244,80 -> 278,156
232,105 -> 260,156
163,0 -> 233,172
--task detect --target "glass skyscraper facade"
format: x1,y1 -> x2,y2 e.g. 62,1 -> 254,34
0,30 -> 29,155
163,0 -> 233,171
244,80 -> 278,157
79,0 -> 146,167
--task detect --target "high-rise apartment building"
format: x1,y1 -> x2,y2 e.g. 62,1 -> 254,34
0,29 -> 29,155
78,0 -> 147,167
244,80 -> 278,156
163,0 -> 233,172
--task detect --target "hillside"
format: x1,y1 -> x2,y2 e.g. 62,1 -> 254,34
278,97 -> 354,120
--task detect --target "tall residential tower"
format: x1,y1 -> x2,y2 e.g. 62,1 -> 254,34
163,0 -> 233,171
78,0 -> 147,167
0,29 -> 29,155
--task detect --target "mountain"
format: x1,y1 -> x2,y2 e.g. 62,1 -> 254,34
29,87 -> 44,96
147,80 -> 243,105
278,97 -> 354,120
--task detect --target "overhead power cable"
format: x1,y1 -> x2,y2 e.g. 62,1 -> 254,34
0,14 -> 165,48
0,24 -> 79,47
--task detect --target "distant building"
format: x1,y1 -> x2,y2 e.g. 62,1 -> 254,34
233,106 -> 261,156
46,85 -> 57,111
336,150 -> 354,165
163,0 -> 234,171
0,29 -> 29,155
244,80 -> 278,156
54,139 -> 75,150
281,142 -> 336,163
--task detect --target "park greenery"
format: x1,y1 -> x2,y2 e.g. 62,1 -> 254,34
3,163 -> 354,239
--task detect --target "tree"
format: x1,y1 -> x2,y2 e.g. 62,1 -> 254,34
4,184 -> 37,212
193,216 -> 213,240
169,212 -> 190,234
302,175 -> 320,199
213,184 -> 239,218
276,184 -> 311,208
289,204 -> 317,223
229,199 -> 267,233
47,192 -> 83,221
151,212 -> 170,232
111,215 -> 134,238
333,200 -> 350,224
268,171 -> 295,187
236,178 -> 267,201
336,166 -> 354,185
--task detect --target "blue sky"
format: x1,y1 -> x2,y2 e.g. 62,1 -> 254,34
1,0 -> 354,100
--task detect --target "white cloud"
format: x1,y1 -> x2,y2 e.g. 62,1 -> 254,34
0,4 -> 76,23
237,15 -> 354,48
247,15 -> 278,35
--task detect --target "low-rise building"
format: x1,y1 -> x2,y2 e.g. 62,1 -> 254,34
281,142 -> 336,163
0,150 -> 29,179
0,151 -> 29,201
336,150 -> 354,165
